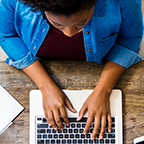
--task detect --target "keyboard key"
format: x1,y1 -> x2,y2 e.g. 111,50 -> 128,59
37,118 -> 42,121
69,129 -> 73,133
64,134 -> 69,138
111,139 -> 115,143
108,133 -> 115,138
43,134 -> 47,139
48,134 -> 52,138
69,118 -> 77,122
56,140 -> 60,144
81,134 -> 85,138
84,139 -> 88,143
37,134 -> 41,139
70,134 -> 74,138
67,139 -> 71,144
54,134 -> 58,138
51,140 -> 55,144
37,124 -> 48,128
59,134 -> 63,138
62,140 -> 66,144
63,129 -> 67,133
73,139 -> 77,143
89,139 -> 93,144
37,140 -> 44,144
62,139 -> 66,144
86,134 -> 90,138
78,139 -> 82,144
77,124 -> 81,128
37,129 -> 45,133
79,118 -> 87,122
94,139 -> 99,143
100,139 -> 104,143
75,134 -> 79,138
103,134 -> 107,138
74,129 -> 78,133
112,117 -> 115,122
105,139 -> 109,143
79,129 -> 83,133
52,129 -> 57,133
66,124 -> 70,128
58,129 -> 62,133
90,128 -> 93,133
82,124 -> 86,128
46,140 -> 50,144
47,129 -> 51,133
112,123 -> 115,127
43,118 -> 47,123
71,123 -> 75,128
111,128 -> 115,133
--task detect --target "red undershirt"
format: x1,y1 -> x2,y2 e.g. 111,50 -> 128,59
37,24 -> 86,61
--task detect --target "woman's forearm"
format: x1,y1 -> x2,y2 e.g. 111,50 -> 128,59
94,60 -> 126,94
22,60 -> 55,90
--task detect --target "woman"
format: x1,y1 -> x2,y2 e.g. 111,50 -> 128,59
0,0 -> 143,140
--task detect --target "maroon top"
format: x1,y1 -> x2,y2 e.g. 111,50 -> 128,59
37,24 -> 86,61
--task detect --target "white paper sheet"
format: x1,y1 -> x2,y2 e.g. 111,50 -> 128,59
0,85 -> 24,134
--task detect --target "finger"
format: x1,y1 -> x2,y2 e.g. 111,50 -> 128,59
99,116 -> 106,139
47,109 -> 58,130
77,104 -> 87,121
59,106 -> 69,126
107,114 -> 112,133
53,109 -> 64,130
83,114 -> 94,135
65,96 -> 77,113
91,117 -> 100,140
43,106 -> 50,125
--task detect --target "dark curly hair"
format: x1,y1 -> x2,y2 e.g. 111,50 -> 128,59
20,0 -> 97,16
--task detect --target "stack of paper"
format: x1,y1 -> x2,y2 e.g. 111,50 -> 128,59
0,85 -> 24,134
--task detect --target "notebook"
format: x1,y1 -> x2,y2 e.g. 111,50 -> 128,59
29,89 -> 123,144
0,85 -> 24,135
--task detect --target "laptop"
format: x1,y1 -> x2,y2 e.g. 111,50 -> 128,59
29,89 -> 123,144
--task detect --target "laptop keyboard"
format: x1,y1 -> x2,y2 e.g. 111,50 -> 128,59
36,116 -> 116,144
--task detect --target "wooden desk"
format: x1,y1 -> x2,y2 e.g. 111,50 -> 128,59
0,60 -> 144,144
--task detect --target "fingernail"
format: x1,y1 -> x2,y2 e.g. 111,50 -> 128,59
66,123 -> 69,126
49,123 -> 52,126
54,127 -> 57,130
100,135 -> 103,139
83,132 -> 87,135
76,116 -> 81,121
91,136 -> 95,140
108,128 -> 111,133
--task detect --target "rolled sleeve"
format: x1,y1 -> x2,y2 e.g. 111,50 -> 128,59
105,43 -> 142,68
0,35 -> 38,69
5,51 -> 37,69
105,0 -> 143,68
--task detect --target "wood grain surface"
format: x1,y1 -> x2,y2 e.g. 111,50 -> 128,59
0,60 -> 144,144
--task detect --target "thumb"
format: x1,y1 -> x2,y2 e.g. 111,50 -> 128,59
65,96 -> 77,113
77,104 -> 87,121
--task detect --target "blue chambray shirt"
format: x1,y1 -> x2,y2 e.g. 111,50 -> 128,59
0,0 -> 143,69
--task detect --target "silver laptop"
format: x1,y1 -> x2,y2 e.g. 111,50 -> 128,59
30,89 -> 123,144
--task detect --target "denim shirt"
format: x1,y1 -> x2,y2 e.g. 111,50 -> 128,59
0,0 -> 143,69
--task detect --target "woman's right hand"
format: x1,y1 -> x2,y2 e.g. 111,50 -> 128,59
22,60 -> 76,130
41,83 -> 76,130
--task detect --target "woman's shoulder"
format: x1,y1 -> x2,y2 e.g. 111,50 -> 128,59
0,0 -> 17,10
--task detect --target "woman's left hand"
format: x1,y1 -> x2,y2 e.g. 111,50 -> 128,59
77,89 -> 112,140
